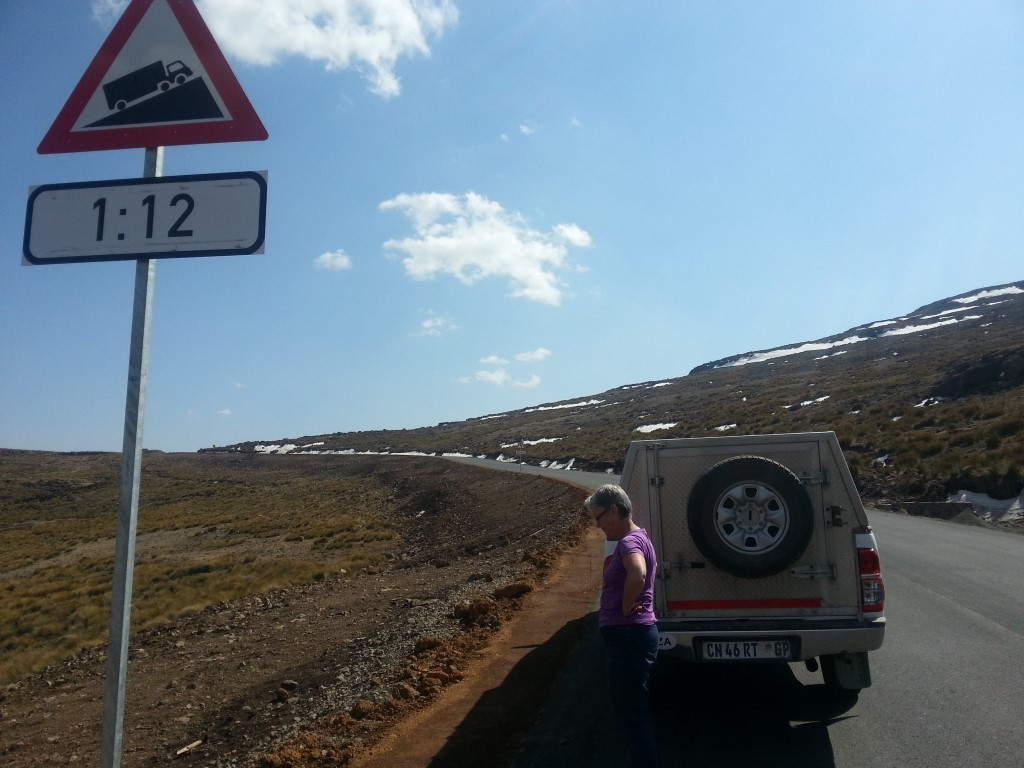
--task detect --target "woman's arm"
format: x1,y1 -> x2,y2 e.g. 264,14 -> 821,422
621,551 -> 648,615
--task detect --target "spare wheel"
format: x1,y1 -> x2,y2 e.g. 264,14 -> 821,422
687,456 -> 814,578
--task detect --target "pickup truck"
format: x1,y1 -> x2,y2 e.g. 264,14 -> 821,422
618,432 -> 885,690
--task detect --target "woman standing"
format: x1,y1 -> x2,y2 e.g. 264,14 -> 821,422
585,484 -> 660,768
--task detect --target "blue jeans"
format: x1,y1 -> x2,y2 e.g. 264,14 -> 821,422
600,623 -> 660,768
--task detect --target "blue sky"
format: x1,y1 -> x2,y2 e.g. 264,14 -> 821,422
2,0 -> 1022,453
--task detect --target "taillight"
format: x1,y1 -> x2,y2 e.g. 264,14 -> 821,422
857,546 -> 885,614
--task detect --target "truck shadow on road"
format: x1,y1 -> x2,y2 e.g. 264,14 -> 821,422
651,656 -> 859,768
506,612 -> 858,768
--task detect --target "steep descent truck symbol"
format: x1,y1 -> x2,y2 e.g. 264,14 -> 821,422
103,60 -> 194,111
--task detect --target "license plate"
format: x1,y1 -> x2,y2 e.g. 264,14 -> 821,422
699,638 -> 796,662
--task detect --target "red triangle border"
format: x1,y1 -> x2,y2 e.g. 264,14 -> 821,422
38,0 -> 267,154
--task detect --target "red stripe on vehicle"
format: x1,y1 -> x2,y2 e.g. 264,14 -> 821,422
667,598 -> 824,610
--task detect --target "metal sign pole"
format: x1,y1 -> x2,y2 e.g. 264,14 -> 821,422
99,145 -> 162,768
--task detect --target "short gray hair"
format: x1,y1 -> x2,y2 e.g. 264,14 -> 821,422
584,484 -> 632,518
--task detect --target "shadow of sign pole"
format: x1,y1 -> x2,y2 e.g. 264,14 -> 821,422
99,146 -> 161,768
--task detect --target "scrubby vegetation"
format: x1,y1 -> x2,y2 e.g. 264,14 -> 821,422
0,452 -> 401,682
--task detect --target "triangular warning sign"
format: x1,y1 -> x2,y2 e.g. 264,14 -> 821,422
38,0 -> 267,154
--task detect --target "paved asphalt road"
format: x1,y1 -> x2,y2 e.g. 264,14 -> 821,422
451,460 -> 1024,767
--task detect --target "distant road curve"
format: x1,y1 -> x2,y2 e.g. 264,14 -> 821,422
443,456 -> 614,490
446,456 -> 1024,768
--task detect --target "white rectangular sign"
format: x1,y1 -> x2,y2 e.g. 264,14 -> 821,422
23,171 -> 267,264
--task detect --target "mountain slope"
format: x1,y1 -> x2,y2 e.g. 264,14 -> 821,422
210,282 -> 1024,503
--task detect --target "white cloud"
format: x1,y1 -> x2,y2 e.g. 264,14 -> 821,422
91,0 -> 127,22
514,347 -> 551,362
475,368 -> 510,385
380,192 -> 592,305
217,409 -> 233,417
551,224 -> 592,247
466,368 -> 541,388
200,0 -> 458,98
464,349 -> 546,388
92,1 -> 458,99
414,314 -> 458,337
519,122 -> 537,136
418,318 -> 445,336
314,249 -> 354,271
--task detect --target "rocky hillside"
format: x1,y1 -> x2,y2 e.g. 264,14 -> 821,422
207,282 -> 1024,504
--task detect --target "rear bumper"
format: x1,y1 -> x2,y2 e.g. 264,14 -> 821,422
655,616 -> 886,661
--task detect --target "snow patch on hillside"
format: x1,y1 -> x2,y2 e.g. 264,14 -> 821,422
952,286 -> 1023,303
634,422 -> 677,434
947,490 -> 1024,523
714,288 -> 1018,369
525,399 -> 604,412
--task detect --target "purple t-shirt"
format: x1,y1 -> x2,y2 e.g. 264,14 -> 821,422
600,528 -> 657,628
